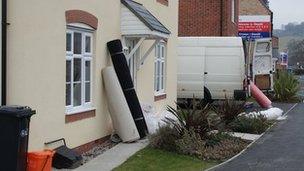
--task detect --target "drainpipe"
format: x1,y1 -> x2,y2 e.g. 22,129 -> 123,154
2,0 -> 7,105
220,0 -> 224,36
270,11 -> 273,37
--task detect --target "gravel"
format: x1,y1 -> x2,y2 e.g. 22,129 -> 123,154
81,140 -> 118,164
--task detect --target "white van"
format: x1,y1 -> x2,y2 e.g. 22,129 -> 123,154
177,37 -> 246,102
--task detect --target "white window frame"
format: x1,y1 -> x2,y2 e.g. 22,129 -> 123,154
125,39 -> 139,87
154,41 -> 166,96
231,0 -> 236,23
66,26 -> 94,115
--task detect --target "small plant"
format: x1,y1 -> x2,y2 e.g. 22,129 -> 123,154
175,128 -> 206,156
274,71 -> 300,102
149,126 -> 180,152
213,99 -> 246,125
165,99 -> 218,137
201,138 -> 249,161
228,115 -> 272,134
204,132 -> 234,147
293,69 -> 304,75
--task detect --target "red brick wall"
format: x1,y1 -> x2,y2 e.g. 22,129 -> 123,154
179,0 -> 239,37
239,0 -> 271,15
66,10 -> 98,30
73,135 -> 110,154
222,0 -> 239,36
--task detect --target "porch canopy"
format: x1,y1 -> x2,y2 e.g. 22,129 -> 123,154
120,0 -> 171,69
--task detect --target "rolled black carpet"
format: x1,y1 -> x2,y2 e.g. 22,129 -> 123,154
110,53 -> 134,89
107,39 -> 123,55
107,39 -> 148,138
123,89 -> 148,138
123,89 -> 145,118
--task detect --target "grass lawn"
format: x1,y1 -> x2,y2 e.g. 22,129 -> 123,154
113,147 -> 219,171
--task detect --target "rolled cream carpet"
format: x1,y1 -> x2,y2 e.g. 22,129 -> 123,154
102,67 -> 140,142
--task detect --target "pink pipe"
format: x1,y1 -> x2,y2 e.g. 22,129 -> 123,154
250,81 -> 272,108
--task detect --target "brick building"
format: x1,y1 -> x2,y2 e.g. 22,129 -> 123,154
239,0 -> 273,36
239,0 -> 271,15
239,0 -> 278,54
179,0 -> 239,37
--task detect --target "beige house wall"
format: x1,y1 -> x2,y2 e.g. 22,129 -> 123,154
6,0 -> 178,150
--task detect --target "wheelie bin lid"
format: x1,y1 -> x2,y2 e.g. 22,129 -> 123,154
0,106 -> 35,118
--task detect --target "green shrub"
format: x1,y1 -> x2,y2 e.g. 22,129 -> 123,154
175,128 -> 206,156
228,115 -> 272,134
274,71 -> 300,102
149,126 -> 249,161
293,69 -> 304,75
213,99 -> 245,125
204,132 -> 235,147
201,138 -> 249,161
165,99 -> 218,137
175,129 -> 248,161
149,126 -> 180,152
150,99 -> 250,161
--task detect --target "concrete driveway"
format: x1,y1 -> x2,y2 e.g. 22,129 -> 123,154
212,103 -> 304,171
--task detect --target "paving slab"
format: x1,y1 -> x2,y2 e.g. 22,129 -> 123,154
231,132 -> 261,141
74,139 -> 148,171
212,103 -> 304,171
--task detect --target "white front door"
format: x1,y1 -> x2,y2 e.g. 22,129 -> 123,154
125,39 -> 138,86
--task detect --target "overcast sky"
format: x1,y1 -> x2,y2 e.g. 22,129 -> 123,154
270,0 -> 304,29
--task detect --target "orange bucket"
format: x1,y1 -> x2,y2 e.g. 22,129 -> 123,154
27,150 -> 55,171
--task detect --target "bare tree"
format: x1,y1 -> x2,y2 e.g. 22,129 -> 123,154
287,39 -> 304,66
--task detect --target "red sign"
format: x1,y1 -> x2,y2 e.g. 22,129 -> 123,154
238,22 -> 271,32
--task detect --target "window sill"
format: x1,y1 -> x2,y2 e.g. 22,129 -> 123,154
65,109 -> 96,123
66,107 -> 95,115
154,93 -> 167,102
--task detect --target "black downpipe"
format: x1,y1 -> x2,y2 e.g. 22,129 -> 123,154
220,0 -> 223,36
1,0 -> 7,105
270,11 -> 273,37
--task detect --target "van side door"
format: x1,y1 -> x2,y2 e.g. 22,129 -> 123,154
177,38 -> 205,99
252,38 -> 273,90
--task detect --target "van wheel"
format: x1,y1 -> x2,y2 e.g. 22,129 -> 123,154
200,87 -> 213,106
